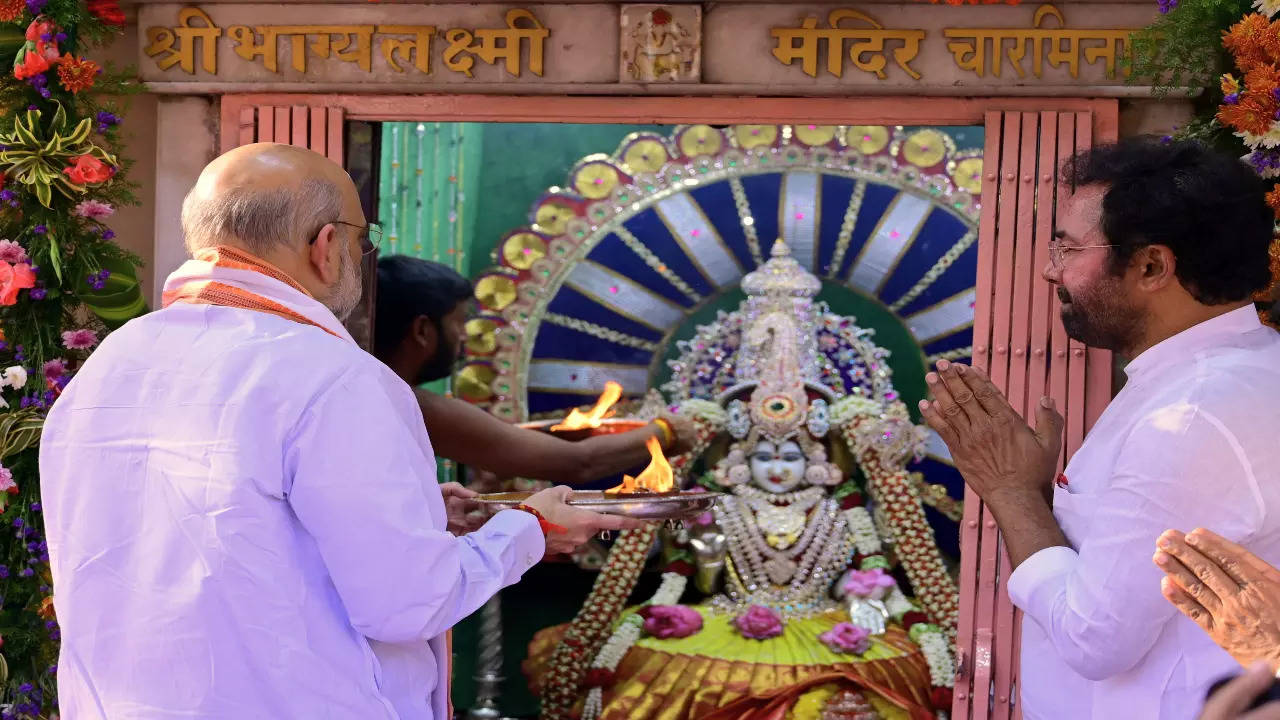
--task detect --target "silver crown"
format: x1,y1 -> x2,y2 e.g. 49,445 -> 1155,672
740,241 -> 822,299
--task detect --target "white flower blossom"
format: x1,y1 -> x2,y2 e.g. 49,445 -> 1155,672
2,366 -> 27,390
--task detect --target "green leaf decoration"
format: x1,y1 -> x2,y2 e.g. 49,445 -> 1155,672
79,256 -> 149,328
48,235 -> 63,285
0,102 -> 120,209
0,410 -> 44,461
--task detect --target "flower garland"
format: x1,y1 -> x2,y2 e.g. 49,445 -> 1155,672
580,572 -> 687,720
837,413 -> 959,639
539,525 -> 660,720
1129,0 -> 1280,326
0,0 -> 142,715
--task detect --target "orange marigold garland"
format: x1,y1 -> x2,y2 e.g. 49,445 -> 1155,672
0,0 -> 23,22
56,54 -> 99,94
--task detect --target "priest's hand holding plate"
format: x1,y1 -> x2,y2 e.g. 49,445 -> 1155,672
523,486 -> 649,555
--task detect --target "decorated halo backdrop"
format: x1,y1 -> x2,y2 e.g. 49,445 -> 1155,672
463,123 -> 982,554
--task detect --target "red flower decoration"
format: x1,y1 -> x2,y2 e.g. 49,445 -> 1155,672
64,154 -> 113,185
57,54 -> 99,94
0,262 -> 36,306
662,559 -> 695,577
930,687 -> 953,710
13,49 -> 51,81
839,491 -> 865,510
86,0 -> 125,26
901,611 -> 930,632
651,9 -> 671,25
25,17 -> 56,43
583,668 -> 615,688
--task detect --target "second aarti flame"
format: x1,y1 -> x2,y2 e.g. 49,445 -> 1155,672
607,435 -> 674,494
551,381 -> 623,431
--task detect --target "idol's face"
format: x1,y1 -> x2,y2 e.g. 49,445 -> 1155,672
749,439 -> 806,493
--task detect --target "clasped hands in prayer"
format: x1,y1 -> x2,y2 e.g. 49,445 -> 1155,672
441,482 -> 646,556
918,359 -> 1280,717
917,359 -> 1063,517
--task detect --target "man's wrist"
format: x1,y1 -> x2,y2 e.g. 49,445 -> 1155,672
514,503 -> 566,536
984,484 -> 1054,533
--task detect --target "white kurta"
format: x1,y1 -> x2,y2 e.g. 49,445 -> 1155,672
1009,305 -> 1280,719
39,278 -> 544,719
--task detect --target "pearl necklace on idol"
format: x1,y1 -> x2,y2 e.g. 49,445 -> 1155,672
711,488 -> 853,619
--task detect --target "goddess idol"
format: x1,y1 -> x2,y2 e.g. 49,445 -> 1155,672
527,241 -> 958,720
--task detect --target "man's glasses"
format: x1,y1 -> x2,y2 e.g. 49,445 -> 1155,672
333,220 -> 383,257
311,220 -> 382,256
1047,239 -> 1116,269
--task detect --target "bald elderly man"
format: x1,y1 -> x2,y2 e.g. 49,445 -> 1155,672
38,144 -> 636,719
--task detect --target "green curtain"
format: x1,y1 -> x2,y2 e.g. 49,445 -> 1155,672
378,121 -> 483,268
378,122 -> 483,484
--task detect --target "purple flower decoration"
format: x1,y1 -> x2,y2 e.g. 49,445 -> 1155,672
102,229 -> 116,240
25,0 -> 47,14
1157,0 -> 1178,13
1225,92 -> 1241,105
96,110 -> 121,134
0,566 -> 9,579
32,225 -> 46,235
29,287 -> 46,300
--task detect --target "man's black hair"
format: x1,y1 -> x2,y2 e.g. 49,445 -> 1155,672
1062,137 -> 1274,305
374,255 -> 473,358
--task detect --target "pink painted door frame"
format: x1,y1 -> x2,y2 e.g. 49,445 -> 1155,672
218,94 -> 1119,719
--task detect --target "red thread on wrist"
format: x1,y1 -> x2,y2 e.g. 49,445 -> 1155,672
515,503 -> 567,535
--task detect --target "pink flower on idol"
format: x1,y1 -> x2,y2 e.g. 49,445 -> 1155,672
61,328 -> 98,350
818,622 -> 871,655
72,200 -> 114,220
0,240 -> 27,265
733,605 -> 784,640
685,486 -> 714,526
0,465 -> 14,494
639,605 -> 703,639
842,568 -> 896,600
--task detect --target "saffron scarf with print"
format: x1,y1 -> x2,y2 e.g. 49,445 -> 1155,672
161,245 -> 354,341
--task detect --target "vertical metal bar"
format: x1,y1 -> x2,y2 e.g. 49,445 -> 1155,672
952,109 -> 1006,720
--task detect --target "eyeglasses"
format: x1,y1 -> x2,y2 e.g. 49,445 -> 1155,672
311,220 -> 382,256
333,220 -> 383,257
1047,240 -> 1116,269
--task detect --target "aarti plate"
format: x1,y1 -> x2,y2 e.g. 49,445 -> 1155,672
516,418 -> 648,442
477,489 -> 720,520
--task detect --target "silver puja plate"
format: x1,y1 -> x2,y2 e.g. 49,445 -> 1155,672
477,490 -> 721,520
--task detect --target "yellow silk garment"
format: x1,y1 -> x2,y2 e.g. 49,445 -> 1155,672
527,606 -> 934,720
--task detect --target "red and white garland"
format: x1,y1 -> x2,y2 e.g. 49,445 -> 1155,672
581,572 -> 688,720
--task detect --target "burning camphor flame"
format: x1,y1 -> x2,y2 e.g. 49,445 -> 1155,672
551,381 -> 623,431
606,435 -> 674,494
